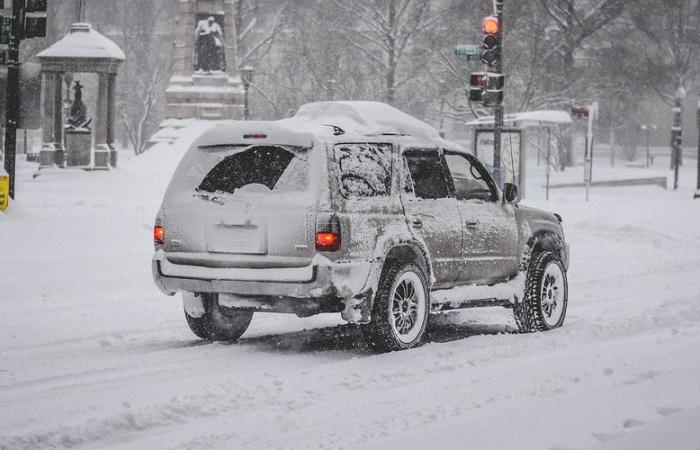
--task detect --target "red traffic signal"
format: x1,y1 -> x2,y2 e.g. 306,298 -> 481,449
481,16 -> 500,66
470,72 -> 486,87
468,72 -> 486,102
482,16 -> 499,35
571,105 -> 590,119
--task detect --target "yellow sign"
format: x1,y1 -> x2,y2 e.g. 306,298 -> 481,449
0,168 -> 9,211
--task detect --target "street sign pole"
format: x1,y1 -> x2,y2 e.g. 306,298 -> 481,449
584,102 -> 597,202
492,0 -> 504,189
3,0 -> 23,199
671,87 -> 685,191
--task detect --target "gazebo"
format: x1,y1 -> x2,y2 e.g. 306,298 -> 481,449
36,23 -> 125,170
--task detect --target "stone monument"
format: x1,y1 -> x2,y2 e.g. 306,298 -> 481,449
165,0 -> 244,120
65,81 -> 92,167
36,23 -> 124,170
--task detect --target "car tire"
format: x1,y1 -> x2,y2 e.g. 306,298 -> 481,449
363,260 -> 430,352
514,251 -> 568,333
185,294 -> 254,342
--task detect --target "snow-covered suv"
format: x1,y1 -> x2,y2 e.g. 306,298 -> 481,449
152,102 -> 569,351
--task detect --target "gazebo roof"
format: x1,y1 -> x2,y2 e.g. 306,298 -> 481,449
37,23 -> 125,61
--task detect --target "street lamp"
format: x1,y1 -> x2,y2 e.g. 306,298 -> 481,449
241,65 -> 254,121
640,124 -> 657,168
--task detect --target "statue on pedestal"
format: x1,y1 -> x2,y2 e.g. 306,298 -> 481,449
67,81 -> 91,130
194,16 -> 226,73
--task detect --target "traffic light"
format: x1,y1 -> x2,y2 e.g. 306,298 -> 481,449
482,73 -> 504,107
24,15 -> 46,38
571,105 -> 589,119
481,16 -> 500,66
469,72 -> 504,107
25,0 -> 48,13
468,72 -> 486,102
23,0 -> 47,38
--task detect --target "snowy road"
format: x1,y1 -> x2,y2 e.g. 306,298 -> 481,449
2,131 -> 700,450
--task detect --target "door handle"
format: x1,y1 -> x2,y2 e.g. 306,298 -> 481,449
411,217 -> 423,228
465,221 -> 479,230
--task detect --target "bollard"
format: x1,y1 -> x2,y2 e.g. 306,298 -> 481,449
0,168 -> 9,211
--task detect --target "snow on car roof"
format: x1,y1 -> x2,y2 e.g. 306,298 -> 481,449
294,101 -> 442,140
192,120 -> 316,149
192,101 -> 466,152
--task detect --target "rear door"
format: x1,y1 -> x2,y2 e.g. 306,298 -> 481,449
443,151 -> 519,284
401,148 -> 462,289
161,143 -> 317,267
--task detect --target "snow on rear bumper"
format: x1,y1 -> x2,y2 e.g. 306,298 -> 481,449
152,250 -> 372,301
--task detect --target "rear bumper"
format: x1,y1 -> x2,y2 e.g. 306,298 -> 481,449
152,250 -> 374,319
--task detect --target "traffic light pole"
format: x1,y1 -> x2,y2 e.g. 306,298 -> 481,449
492,0 -> 504,189
3,0 -> 23,199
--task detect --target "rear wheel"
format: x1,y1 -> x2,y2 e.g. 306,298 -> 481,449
364,260 -> 429,352
514,252 -> 568,332
185,294 -> 254,341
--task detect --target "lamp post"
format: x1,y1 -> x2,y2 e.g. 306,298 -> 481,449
241,65 -> 254,121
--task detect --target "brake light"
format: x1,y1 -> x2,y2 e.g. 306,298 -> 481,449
243,133 -> 268,139
154,225 -> 165,245
316,215 -> 341,252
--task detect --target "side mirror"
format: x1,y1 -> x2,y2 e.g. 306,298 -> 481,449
503,183 -> 519,204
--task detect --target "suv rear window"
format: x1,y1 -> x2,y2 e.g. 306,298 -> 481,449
197,146 -> 308,195
334,143 -> 392,198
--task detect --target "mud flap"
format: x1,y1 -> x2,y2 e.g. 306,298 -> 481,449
341,289 -> 374,324
183,292 -> 206,318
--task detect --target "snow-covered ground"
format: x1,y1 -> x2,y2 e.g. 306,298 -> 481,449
2,127 -> 700,450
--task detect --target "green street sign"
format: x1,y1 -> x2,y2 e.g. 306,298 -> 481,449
454,44 -> 482,61
0,16 -> 12,45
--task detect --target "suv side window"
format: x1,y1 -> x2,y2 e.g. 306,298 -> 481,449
404,151 -> 450,199
334,143 -> 392,198
444,152 -> 498,202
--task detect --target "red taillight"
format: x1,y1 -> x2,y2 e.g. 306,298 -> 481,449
315,215 -> 341,252
243,133 -> 268,139
316,232 -> 339,249
154,225 -> 165,245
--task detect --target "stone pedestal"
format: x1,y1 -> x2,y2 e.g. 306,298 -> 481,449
164,0 -> 244,121
166,73 -> 244,120
65,128 -> 91,167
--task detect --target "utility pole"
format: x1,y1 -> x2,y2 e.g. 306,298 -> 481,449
3,0 -> 23,200
492,0 -> 504,188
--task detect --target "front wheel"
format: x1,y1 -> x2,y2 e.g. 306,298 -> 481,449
363,261 -> 430,352
514,252 -> 568,332
185,293 -> 254,342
